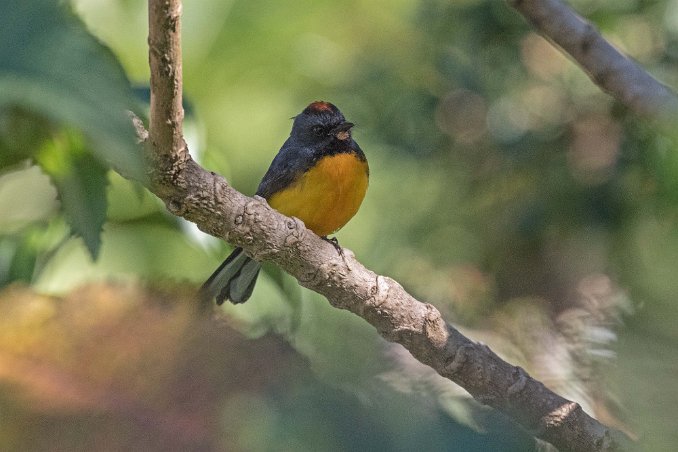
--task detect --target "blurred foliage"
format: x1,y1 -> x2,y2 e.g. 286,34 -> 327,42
2,0 -> 678,450
0,283 -> 533,452
0,0 -> 143,258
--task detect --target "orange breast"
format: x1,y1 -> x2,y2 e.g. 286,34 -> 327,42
267,153 -> 369,236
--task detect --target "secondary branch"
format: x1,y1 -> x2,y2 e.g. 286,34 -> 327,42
148,0 -> 187,160
508,0 -> 678,117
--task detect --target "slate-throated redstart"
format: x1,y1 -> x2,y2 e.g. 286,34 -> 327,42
201,101 -> 369,304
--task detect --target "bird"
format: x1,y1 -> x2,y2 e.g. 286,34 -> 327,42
201,101 -> 369,305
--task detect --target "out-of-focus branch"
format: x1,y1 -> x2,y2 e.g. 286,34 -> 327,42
142,0 -> 628,450
508,0 -> 678,117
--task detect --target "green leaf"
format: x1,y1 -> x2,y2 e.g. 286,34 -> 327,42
0,0 -> 146,259
35,130 -> 109,259
0,107 -> 52,169
0,0 -> 144,180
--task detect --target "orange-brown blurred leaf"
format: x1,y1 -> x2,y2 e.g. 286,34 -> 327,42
0,283 -> 305,451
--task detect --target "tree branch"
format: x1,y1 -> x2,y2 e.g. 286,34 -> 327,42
148,0 -> 185,156
507,0 -> 678,117
141,0 -> 629,450
146,0 -> 189,201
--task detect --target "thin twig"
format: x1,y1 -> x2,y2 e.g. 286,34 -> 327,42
148,0 -> 186,158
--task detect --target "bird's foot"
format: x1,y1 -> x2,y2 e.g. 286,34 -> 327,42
322,236 -> 343,256
322,236 -> 351,270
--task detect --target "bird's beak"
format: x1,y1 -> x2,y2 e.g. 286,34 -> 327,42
332,121 -> 354,140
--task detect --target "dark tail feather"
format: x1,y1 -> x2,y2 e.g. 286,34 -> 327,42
200,247 -> 261,305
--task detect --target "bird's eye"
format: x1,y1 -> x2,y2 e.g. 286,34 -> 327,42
311,125 -> 325,136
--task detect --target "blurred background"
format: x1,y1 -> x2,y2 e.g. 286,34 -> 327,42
2,0 -> 678,450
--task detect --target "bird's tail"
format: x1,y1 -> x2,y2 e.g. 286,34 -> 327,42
200,247 -> 261,305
